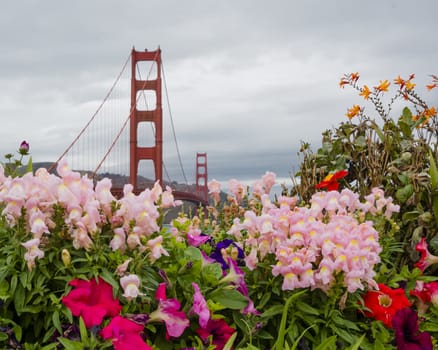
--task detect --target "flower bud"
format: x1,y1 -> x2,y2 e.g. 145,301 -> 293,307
61,249 -> 71,266
19,140 -> 30,155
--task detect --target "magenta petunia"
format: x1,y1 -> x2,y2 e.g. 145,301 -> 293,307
101,316 -> 153,350
62,277 -> 122,328
414,237 -> 438,272
191,283 -> 210,328
196,318 -> 235,350
148,283 -> 189,338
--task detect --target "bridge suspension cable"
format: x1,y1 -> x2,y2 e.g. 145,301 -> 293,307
49,51 -> 132,173
92,50 -> 164,178
162,59 -> 189,185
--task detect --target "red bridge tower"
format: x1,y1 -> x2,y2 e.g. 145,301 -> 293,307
129,48 -> 162,189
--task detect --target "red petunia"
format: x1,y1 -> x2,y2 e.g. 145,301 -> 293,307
315,170 -> 348,191
362,283 -> 411,328
62,277 -> 122,328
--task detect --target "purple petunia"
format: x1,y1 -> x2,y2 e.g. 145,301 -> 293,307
210,239 -> 244,270
392,307 -> 432,350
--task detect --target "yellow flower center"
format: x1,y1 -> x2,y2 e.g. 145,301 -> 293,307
378,294 -> 392,307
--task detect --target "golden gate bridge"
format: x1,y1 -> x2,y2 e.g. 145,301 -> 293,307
49,47 -> 208,205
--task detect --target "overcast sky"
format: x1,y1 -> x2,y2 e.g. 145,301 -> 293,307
1,1 -> 438,189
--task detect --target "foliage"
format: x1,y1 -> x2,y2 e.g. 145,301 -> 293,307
1,74 -> 438,349
291,73 -> 438,275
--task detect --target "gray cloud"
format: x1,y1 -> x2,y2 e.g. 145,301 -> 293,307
1,0 -> 438,188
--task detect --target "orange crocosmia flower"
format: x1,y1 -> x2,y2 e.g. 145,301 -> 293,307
405,80 -> 416,91
350,72 -> 360,82
424,106 -> 437,117
427,83 -> 437,91
394,75 -> 405,87
408,73 -> 415,80
345,104 -> 361,119
339,78 -> 349,89
375,80 -> 390,92
315,170 -> 348,191
359,85 -> 371,100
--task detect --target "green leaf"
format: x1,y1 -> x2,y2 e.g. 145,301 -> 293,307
201,263 -> 223,282
78,317 -> 88,343
429,151 -> 438,225
57,337 -> 84,350
290,325 -> 316,350
345,334 -> 366,350
313,335 -> 337,350
402,211 -> 421,223
261,304 -> 285,319
209,289 -> 248,309
184,246 -> 202,261
296,301 -> 320,316
25,156 -> 33,174
13,284 -> 25,313
52,310 -> 62,334
395,184 -> 414,203
353,136 -> 367,148
421,322 -> 438,332
370,120 -> 385,142
223,332 -> 237,350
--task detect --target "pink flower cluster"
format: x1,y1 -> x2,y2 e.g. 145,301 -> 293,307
228,188 -> 399,293
0,159 -> 181,270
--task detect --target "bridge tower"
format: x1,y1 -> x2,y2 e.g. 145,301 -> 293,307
195,152 -> 208,202
129,47 -> 162,189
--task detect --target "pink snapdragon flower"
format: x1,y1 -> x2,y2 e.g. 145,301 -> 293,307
148,283 -> 189,338
147,236 -> 169,262
161,185 -> 182,208
29,210 -> 49,237
261,171 -> 276,194
228,179 -> 247,204
207,179 -> 221,204
120,274 -> 143,301
101,315 -> 152,350
21,238 -> 44,271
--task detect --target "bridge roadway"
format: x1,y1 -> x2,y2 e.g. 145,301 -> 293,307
110,187 -> 209,206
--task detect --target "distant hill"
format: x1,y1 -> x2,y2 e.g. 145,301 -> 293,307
31,162 -> 198,193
